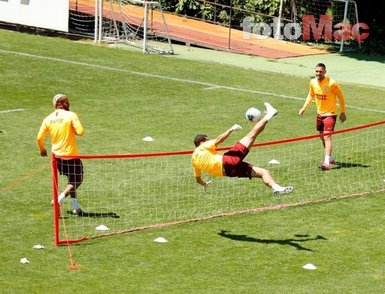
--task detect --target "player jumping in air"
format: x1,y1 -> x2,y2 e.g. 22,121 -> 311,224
192,102 -> 293,195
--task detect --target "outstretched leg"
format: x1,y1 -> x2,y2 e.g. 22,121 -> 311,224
251,166 -> 294,195
242,103 -> 293,195
239,102 -> 278,150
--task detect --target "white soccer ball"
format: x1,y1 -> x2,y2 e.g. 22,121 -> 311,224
245,107 -> 262,123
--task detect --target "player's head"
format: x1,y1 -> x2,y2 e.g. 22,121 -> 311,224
53,94 -> 70,110
194,134 -> 208,147
315,63 -> 326,81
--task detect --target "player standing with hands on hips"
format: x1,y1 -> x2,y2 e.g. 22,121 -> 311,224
192,102 -> 293,195
299,63 -> 346,171
37,94 -> 85,215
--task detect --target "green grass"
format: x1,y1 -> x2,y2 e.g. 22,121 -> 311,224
1,29 -> 385,293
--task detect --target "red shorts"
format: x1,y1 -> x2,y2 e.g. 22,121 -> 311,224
317,115 -> 337,132
222,142 -> 253,178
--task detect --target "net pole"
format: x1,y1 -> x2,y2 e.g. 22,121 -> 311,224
110,0 -> 120,40
159,4 -> 174,53
275,0 -> 284,39
51,154 -> 60,246
352,0 -> 361,49
94,0 -> 98,43
98,0 -> 103,43
340,0 -> 349,52
143,0 -> 148,53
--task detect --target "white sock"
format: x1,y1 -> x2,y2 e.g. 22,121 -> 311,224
263,112 -> 275,121
58,193 -> 66,204
71,198 -> 80,210
324,156 -> 331,165
263,103 -> 278,121
272,184 -> 283,191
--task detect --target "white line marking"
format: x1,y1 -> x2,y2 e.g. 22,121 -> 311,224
0,108 -> 25,114
1,49 -> 385,114
204,86 -> 222,90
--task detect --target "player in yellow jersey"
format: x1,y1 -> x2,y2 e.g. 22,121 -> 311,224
192,102 -> 293,195
299,63 -> 346,170
37,94 -> 85,215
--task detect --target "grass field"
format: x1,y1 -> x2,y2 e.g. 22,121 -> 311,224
1,29 -> 385,293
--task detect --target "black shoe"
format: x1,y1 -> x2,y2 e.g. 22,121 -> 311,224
71,208 -> 85,216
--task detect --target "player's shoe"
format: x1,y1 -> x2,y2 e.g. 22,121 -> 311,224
319,162 -> 331,170
274,186 -> 294,195
71,208 -> 85,216
264,102 -> 278,118
330,159 -> 336,164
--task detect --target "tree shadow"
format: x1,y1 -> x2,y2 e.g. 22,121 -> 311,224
218,230 -> 327,252
333,161 -> 370,169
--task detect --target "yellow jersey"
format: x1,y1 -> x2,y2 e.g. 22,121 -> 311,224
191,140 -> 223,177
304,76 -> 346,116
37,109 -> 84,156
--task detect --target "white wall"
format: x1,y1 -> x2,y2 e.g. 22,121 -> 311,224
0,0 -> 69,32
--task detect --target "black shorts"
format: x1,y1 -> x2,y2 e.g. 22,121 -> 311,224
55,158 -> 84,186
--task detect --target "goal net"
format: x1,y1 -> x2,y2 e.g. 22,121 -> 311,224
52,120 -> 385,246
69,0 -> 174,54
291,0 -> 362,51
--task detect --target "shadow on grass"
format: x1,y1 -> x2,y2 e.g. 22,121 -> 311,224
218,230 -> 327,251
66,210 -> 120,218
333,161 -> 370,169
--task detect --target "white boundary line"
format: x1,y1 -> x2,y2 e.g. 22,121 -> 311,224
1,49 -> 385,114
0,108 -> 25,114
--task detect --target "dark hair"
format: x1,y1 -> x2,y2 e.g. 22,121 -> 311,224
194,134 -> 208,147
315,63 -> 326,70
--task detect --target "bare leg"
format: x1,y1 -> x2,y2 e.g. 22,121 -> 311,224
320,131 -> 326,149
63,184 -> 75,197
251,166 -> 293,194
241,103 -> 293,194
323,131 -> 332,157
251,166 -> 277,188
239,118 -> 268,150
320,131 -> 333,168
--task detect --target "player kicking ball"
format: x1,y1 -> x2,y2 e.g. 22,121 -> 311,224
192,102 -> 293,195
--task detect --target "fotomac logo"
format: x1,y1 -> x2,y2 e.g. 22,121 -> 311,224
241,15 -> 369,42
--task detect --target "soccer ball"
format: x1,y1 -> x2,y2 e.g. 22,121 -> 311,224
245,107 -> 262,123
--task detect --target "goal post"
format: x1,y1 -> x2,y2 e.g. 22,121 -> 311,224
338,0 -> 361,52
92,0 -> 173,54
51,120 -> 385,246
287,0 -> 363,52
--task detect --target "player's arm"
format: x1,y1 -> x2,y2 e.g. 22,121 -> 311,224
195,176 -> 212,192
72,113 -> 84,136
213,124 -> 242,146
195,176 -> 207,187
37,123 -> 48,157
335,83 -> 346,122
299,81 -> 315,115
193,166 -> 211,190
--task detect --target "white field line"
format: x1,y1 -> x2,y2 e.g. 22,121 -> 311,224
1,49 -> 385,114
0,108 -> 25,114
204,85 -> 222,90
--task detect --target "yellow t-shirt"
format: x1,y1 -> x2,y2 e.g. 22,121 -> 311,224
304,76 -> 346,116
191,140 -> 223,177
37,109 -> 84,156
